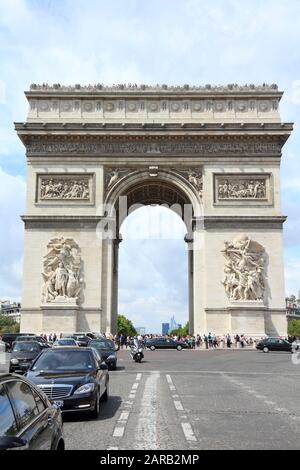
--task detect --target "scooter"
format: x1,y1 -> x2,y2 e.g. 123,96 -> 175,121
130,344 -> 144,363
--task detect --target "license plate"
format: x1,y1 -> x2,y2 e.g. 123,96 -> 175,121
53,401 -> 64,408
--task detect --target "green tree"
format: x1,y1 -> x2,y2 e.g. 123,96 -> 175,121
117,314 -> 137,337
170,322 -> 189,337
0,315 -> 20,335
288,319 -> 300,337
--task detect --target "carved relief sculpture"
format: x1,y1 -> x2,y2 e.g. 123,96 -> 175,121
173,168 -> 203,195
217,177 -> 267,200
105,168 -> 135,191
39,176 -> 90,200
221,235 -> 266,302
41,237 -> 83,304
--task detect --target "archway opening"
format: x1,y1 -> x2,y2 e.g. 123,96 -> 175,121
118,205 -> 189,334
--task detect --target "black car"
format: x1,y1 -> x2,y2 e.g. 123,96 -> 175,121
71,335 -> 91,347
89,338 -> 118,370
26,347 -> 109,418
1,333 -> 35,352
256,337 -> 293,353
0,373 -> 64,450
9,341 -> 44,374
146,337 -> 188,351
13,335 -> 51,349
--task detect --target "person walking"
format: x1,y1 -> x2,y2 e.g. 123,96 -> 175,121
204,335 -> 209,350
226,334 -> 232,348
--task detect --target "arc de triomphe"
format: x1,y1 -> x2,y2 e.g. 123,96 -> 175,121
15,84 -> 292,337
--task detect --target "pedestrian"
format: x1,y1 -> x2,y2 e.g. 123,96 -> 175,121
204,335 -> 209,349
226,334 -> 232,348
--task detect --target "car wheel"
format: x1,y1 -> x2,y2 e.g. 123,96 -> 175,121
177,345 -> 182,351
150,345 -> 156,351
112,363 -> 117,371
102,382 -> 109,402
90,391 -> 100,418
263,347 -> 269,353
55,439 -> 65,451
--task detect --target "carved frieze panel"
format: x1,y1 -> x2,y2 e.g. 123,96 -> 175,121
36,174 -> 94,204
214,174 -> 272,206
27,138 -> 282,156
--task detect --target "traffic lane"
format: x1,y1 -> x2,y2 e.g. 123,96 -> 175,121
117,348 -> 299,375
114,371 -> 196,451
171,372 -> 300,450
63,370 -> 139,450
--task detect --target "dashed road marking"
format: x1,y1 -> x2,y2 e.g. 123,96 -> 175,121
165,374 -> 197,444
112,373 -> 141,440
113,426 -> 125,437
181,423 -> 197,442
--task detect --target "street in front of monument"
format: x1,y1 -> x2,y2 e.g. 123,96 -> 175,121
1,349 -> 299,450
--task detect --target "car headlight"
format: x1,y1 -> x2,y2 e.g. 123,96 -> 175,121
74,383 -> 95,395
10,359 -> 19,365
107,354 -> 116,360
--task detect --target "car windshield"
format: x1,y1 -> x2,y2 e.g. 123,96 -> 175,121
13,342 -> 40,352
31,350 -> 94,372
90,340 -> 114,350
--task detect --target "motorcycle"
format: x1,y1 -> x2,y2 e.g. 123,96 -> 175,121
130,343 -> 144,363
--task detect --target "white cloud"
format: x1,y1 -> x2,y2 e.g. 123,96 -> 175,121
0,167 -> 26,300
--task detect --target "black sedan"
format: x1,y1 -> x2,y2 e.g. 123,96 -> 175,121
256,337 -> 293,353
9,341 -> 44,374
89,338 -> 118,370
146,337 -> 188,351
0,373 -> 64,450
70,335 -> 91,347
26,347 -> 109,418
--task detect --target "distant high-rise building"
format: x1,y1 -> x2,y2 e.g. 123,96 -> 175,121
162,323 -> 170,336
169,315 -> 178,333
177,324 -> 182,330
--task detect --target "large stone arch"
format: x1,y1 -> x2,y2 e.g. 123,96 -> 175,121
16,83 -> 292,338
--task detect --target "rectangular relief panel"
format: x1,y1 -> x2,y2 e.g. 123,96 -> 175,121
213,173 -> 273,206
35,173 -> 95,205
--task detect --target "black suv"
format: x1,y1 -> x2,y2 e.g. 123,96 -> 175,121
0,373 -> 65,450
256,337 -> 293,353
1,333 -> 35,352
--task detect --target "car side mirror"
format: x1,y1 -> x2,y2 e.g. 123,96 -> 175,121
99,362 -> 108,371
0,436 -> 28,450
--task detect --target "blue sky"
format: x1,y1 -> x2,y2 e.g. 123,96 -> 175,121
0,0 -> 300,332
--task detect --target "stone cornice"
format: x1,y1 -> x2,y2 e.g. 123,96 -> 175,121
22,215 -> 287,230
15,121 -> 293,134
196,216 -> 287,230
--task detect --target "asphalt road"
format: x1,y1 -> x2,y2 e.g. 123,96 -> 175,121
1,348 -> 300,450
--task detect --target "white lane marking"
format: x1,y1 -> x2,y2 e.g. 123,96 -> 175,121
265,400 -> 276,406
113,426 -> 125,437
112,373 -> 142,440
107,447 -> 119,450
181,423 -> 197,442
135,372 -> 160,450
174,401 -> 184,411
119,411 -> 130,422
166,374 -> 197,443
166,374 -> 173,385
